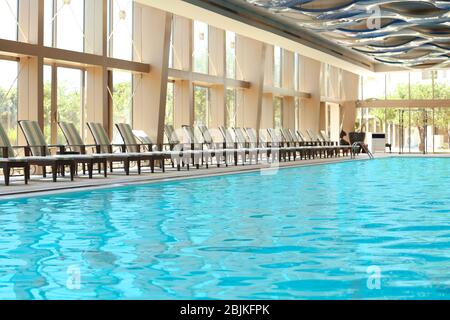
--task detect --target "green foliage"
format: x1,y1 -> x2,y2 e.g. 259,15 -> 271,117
226,88 -> 236,127
194,86 -> 209,126
112,81 -> 132,124
273,97 -> 282,129
0,86 -> 18,143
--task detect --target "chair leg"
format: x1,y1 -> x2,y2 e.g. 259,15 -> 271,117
70,163 -> 75,181
150,158 -> 154,173
43,166 -> 47,178
88,161 -> 93,179
125,160 -> 130,175
161,157 -> 165,173
3,165 -> 10,186
103,160 -> 108,177
52,164 -> 57,182
24,165 -> 29,184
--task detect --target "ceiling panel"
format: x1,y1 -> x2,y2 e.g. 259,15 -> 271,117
242,0 -> 450,69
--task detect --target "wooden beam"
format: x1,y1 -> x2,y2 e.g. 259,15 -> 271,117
265,86 -> 311,99
0,38 -> 151,73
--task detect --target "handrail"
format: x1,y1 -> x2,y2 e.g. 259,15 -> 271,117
351,142 -> 374,159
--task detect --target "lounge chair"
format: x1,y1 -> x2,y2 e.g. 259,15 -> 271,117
58,121 -> 108,177
245,128 -> 279,163
197,124 -> 227,167
218,126 -> 248,166
0,124 -> 30,185
290,129 -> 322,159
233,127 -> 263,164
280,128 -> 309,160
266,128 -> 291,161
164,124 -> 202,170
319,130 -> 351,157
18,120 -> 108,182
183,125 -> 226,168
87,122 -> 143,175
115,123 -> 166,173
134,129 -> 188,171
307,129 -> 336,158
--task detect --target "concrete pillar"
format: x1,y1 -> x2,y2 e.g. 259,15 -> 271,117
235,36 -> 265,131
133,5 -> 172,143
17,0 -> 44,145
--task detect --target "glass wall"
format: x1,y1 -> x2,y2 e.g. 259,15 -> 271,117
273,46 -> 282,88
362,73 -> 385,100
44,0 -> 85,52
226,88 -> 236,128
273,97 -> 282,129
226,31 -> 236,79
435,70 -> 450,99
0,59 -> 19,144
108,0 -> 134,60
0,0 -> 18,41
386,72 -> 409,99
112,71 -> 133,142
56,67 -> 84,144
410,71 -> 433,99
193,21 -> 209,74
194,85 -> 210,126
43,65 -> 52,143
165,81 -> 174,126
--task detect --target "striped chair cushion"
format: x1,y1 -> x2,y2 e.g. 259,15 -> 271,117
164,125 -> 180,144
0,124 -> 15,158
59,122 -> 83,153
133,130 -> 153,145
19,120 -> 49,156
87,122 -> 111,153
198,124 -> 213,144
116,123 -> 139,153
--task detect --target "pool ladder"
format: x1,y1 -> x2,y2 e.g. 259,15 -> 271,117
351,142 -> 374,159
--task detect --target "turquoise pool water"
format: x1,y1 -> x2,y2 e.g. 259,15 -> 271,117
1,157 -> 450,299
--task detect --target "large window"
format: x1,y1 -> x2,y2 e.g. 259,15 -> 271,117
111,71 -> 133,142
273,46 -> 282,87
165,82 -> 174,126
194,85 -> 210,126
273,97 -> 283,129
226,31 -> 236,79
43,65 -> 85,144
57,67 -> 84,144
108,0 -> 135,61
435,70 -> 450,99
44,0 -> 85,52
362,74 -> 385,100
226,88 -> 237,128
0,59 -> 18,144
0,0 -> 18,41
410,71 -> 433,99
43,65 -> 52,143
386,72 -> 409,99
193,21 -> 209,74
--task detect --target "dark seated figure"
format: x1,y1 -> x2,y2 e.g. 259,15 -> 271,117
349,132 -> 367,153
340,130 -> 350,146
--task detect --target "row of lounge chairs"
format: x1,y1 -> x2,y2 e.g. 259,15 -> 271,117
0,120 -> 352,185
